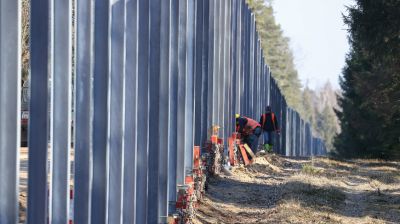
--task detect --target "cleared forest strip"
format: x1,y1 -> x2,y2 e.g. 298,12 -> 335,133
195,155 -> 400,224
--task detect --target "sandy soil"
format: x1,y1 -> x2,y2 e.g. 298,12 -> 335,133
194,154 -> 400,224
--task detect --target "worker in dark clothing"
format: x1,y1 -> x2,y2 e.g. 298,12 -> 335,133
235,114 -> 262,153
259,106 -> 280,152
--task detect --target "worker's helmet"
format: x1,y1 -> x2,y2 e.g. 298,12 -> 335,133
266,105 -> 271,112
235,113 -> 240,119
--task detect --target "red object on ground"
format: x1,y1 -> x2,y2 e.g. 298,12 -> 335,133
211,135 -> 218,144
228,137 -> 235,166
193,146 -> 200,169
239,144 -> 251,165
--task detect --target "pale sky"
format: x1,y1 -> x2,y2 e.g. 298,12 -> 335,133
273,0 -> 354,90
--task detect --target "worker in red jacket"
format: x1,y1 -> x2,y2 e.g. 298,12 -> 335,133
259,106 -> 280,152
235,114 -> 262,153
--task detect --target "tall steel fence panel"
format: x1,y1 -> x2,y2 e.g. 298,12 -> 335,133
50,0 -> 73,222
239,0 -> 246,114
201,0 -> 210,150
0,0 -> 21,223
74,0 -> 94,222
207,0 -> 215,129
108,0 -> 126,222
168,0 -> 180,214
219,0 -> 225,139
185,0 -> 196,177
176,0 -> 187,188
231,0 -> 239,131
148,0 -> 161,222
194,0 -> 204,147
1,1 -> 330,223
136,0 -> 150,222
159,0 -> 172,221
212,0 -> 219,124
123,0 -> 138,222
91,0 -> 110,223
27,0 -> 51,222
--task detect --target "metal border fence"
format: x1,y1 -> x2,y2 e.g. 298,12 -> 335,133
0,0 -> 326,223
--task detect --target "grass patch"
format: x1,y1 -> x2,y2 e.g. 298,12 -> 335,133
301,163 -> 323,175
301,187 -> 346,205
368,171 -> 399,184
284,179 -> 347,210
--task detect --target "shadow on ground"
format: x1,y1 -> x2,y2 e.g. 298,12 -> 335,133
201,171 -> 400,223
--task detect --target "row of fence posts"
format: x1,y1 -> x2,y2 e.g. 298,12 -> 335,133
0,0 -> 326,223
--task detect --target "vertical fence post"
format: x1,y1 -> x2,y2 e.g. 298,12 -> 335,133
91,0 -> 110,222
214,0 -> 221,126
107,0 -> 126,222
27,0 -> 51,222
177,0 -> 187,185
0,0 -> 21,223
123,0 -> 138,222
185,0 -> 195,175
194,0 -> 204,146
224,0 -> 231,139
148,0 -> 162,221
200,0 -> 210,146
218,0 -> 225,134
159,0 -> 171,220
136,0 -> 150,222
74,0 -> 93,222
207,0 -> 214,129
50,0 -> 73,222
168,0 -> 179,214
239,0 -> 245,113
232,0 -> 239,114
212,0 -> 219,124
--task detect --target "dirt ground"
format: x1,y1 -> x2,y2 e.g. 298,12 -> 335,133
194,154 -> 400,224
18,149 -> 400,224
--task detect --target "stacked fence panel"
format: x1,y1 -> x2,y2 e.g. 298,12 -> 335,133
0,0 -> 328,223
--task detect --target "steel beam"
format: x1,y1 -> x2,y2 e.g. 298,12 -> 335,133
176,0 -> 187,185
184,0 -> 195,175
50,0 -> 73,222
91,0 -> 110,222
0,0 -> 21,223
200,0 -> 210,147
168,0 -> 179,214
207,0 -> 214,130
107,0 -> 126,222
123,0 -> 138,222
74,0 -> 94,222
148,0 -> 162,222
27,0 -> 51,222
136,0 -> 150,222
159,0 -> 171,220
194,0 -> 204,146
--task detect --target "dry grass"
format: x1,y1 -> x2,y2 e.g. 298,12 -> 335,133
194,154 -> 400,224
301,163 -> 324,175
19,147 -> 399,223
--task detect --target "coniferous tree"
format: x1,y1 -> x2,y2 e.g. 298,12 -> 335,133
335,0 -> 400,159
320,105 -> 337,151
